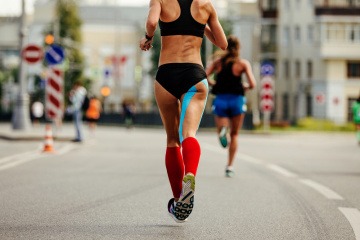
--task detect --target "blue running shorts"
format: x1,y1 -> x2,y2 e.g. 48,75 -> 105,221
212,94 -> 247,118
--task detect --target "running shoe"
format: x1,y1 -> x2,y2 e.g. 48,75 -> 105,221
175,174 -> 195,221
167,198 -> 187,223
225,166 -> 234,178
219,126 -> 228,148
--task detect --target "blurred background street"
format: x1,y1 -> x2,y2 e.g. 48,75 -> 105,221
0,0 -> 360,239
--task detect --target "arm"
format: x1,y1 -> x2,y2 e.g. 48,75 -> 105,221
140,0 -> 161,51
205,3 -> 227,50
205,59 -> 221,86
242,60 -> 256,90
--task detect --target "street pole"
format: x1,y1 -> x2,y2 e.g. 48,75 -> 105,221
12,0 -> 31,130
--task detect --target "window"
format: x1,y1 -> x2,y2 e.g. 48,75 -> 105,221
284,60 -> 290,78
283,26 -> 290,45
295,26 -> 301,42
347,62 -> 360,78
349,24 -> 360,43
308,25 -> 314,43
284,0 -> 290,9
307,60 -> 313,79
295,60 -> 301,78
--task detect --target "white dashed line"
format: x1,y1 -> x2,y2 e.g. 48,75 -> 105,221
300,179 -> 344,200
0,151 -> 43,171
0,143 -> 76,171
338,208 -> 360,240
0,150 -> 39,165
267,164 -> 298,178
238,153 -> 263,165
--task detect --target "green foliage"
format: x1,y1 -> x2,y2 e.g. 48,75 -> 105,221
296,117 -> 355,132
56,0 -> 85,105
150,29 -> 161,77
220,18 -> 233,37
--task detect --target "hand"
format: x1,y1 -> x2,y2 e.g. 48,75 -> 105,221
243,82 -> 250,91
139,37 -> 153,51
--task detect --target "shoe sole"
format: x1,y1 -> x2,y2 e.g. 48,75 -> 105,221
168,211 -> 187,223
174,175 -> 195,221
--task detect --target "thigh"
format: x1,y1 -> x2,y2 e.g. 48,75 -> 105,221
214,116 -> 229,132
179,80 -> 208,142
154,81 -> 181,146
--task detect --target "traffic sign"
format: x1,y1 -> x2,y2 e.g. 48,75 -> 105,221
261,63 -> 275,76
45,44 -> 65,65
260,76 -> 274,112
22,44 -> 43,64
315,92 -> 325,105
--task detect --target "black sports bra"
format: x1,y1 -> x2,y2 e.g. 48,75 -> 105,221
159,0 -> 205,38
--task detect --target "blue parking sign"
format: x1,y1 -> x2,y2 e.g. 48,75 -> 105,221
261,63 -> 275,76
45,44 -> 65,65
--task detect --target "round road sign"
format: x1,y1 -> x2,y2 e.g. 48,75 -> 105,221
22,44 -> 43,64
45,44 -> 65,65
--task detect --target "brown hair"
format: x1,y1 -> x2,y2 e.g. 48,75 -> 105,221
220,35 -> 240,66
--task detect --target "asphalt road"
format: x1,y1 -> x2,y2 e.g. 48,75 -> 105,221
0,126 -> 359,240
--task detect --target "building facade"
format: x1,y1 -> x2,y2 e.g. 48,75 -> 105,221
27,0 -> 152,113
260,0 -> 360,124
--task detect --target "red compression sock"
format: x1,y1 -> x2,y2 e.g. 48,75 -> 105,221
182,137 -> 201,176
165,147 -> 184,199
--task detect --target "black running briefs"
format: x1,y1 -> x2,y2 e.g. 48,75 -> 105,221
155,63 -> 207,99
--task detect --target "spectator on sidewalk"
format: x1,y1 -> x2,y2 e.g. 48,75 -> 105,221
86,95 -> 102,134
69,81 -> 87,143
122,99 -> 135,128
31,101 -> 44,126
352,91 -> 360,145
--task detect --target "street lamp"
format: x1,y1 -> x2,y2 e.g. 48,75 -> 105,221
12,0 -> 31,130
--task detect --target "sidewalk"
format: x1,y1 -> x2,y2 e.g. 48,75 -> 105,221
0,122 -> 74,141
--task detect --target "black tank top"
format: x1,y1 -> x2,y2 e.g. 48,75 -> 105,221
211,62 -> 245,96
159,0 -> 205,38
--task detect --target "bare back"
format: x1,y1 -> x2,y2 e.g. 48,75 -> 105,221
159,0 -> 211,66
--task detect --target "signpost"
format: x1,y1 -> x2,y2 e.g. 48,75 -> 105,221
12,0 -> 31,130
45,67 -> 63,120
260,63 -> 275,132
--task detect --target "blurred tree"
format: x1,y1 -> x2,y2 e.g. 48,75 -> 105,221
55,0 -> 87,105
149,29 -> 161,77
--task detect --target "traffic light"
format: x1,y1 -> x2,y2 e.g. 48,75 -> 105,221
44,34 -> 55,45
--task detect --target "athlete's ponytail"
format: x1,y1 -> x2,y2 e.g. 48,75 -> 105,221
221,35 -> 240,66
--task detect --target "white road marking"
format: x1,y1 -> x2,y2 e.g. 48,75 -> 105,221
55,144 -> 77,155
267,164 -> 298,178
300,179 -> 344,200
0,151 -> 43,171
0,143 -> 76,171
202,143 -> 264,165
339,208 -> 360,240
238,153 -> 263,165
0,150 -> 39,165
201,142 -> 227,154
